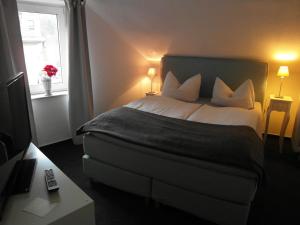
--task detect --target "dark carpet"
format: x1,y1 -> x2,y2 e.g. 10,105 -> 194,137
40,136 -> 300,225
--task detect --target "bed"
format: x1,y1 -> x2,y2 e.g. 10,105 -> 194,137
79,55 -> 268,225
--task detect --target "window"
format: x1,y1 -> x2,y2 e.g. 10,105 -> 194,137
18,2 -> 67,94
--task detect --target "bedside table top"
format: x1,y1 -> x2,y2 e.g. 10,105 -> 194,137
270,95 -> 293,102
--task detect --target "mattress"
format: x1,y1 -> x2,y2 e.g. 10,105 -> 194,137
126,95 -> 263,137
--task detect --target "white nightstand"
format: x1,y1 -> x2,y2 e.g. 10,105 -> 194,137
145,92 -> 160,96
264,95 -> 293,153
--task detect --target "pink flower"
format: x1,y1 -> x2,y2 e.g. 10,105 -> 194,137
43,65 -> 58,77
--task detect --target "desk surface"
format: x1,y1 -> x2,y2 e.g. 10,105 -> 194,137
0,143 -> 95,225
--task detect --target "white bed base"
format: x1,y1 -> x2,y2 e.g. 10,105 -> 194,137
82,133 -> 259,225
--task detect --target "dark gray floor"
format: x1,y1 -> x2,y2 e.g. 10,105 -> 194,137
40,136 -> 300,225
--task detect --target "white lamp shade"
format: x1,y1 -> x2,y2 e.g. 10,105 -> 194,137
147,67 -> 156,79
277,66 -> 289,78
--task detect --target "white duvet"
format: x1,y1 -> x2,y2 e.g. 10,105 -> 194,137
126,96 -> 263,137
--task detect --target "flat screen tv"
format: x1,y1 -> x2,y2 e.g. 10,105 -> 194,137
0,72 -> 34,219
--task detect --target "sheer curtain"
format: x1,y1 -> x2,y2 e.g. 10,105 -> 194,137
0,0 -> 38,145
64,0 -> 94,144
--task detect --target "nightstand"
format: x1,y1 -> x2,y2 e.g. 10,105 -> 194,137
264,95 -> 293,153
145,92 -> 160,96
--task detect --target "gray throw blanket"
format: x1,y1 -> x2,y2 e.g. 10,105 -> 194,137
77,107 -> 264,181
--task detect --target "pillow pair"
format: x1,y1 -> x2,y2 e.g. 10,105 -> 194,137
211,77 -> 255,109
161,71 -> 255,109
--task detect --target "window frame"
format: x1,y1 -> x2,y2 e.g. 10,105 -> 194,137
18,1 -> 68,95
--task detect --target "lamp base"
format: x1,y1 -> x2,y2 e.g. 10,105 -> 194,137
146,91 -> 159,96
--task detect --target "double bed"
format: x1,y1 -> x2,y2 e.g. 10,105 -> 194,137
79,56 -> 268,225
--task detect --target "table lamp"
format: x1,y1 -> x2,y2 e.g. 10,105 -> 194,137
147,67 -> 156,94
276,66 -> 289,98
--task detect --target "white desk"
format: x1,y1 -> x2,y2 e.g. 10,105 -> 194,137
0,143 -> 95,225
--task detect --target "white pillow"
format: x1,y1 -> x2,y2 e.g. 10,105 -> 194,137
211,77 -> 255,109
162,71 -> 201,102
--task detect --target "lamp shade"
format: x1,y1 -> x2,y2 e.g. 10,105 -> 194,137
277,66 -> 289,78
147,67 -> 156,79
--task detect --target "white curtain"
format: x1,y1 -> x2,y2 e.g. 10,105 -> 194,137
0,0 -> 38,145
65,0 -> 94,144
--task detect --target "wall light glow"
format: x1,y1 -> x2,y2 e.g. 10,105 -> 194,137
145,56 -> 163,63
274,53 -> 298,61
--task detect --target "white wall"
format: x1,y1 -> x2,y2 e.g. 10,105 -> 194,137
86,4 -> 149,114
86,0 -> 300,137
32,95 -> 71,147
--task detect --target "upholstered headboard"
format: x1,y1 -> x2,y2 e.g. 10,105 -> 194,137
161,55 -> 268,104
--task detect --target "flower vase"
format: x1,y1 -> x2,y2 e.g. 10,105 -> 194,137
41,77 -> 52,96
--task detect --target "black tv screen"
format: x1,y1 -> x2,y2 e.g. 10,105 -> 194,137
0,73 -> 32,211
6,74 -> 31,153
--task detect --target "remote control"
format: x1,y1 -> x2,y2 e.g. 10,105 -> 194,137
45,169 -> 59,191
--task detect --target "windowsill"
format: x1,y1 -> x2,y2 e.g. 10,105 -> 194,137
31,90 -> 68,100
18,0 -> 65,7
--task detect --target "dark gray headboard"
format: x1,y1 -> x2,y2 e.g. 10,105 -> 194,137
161,55 -> 268,104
